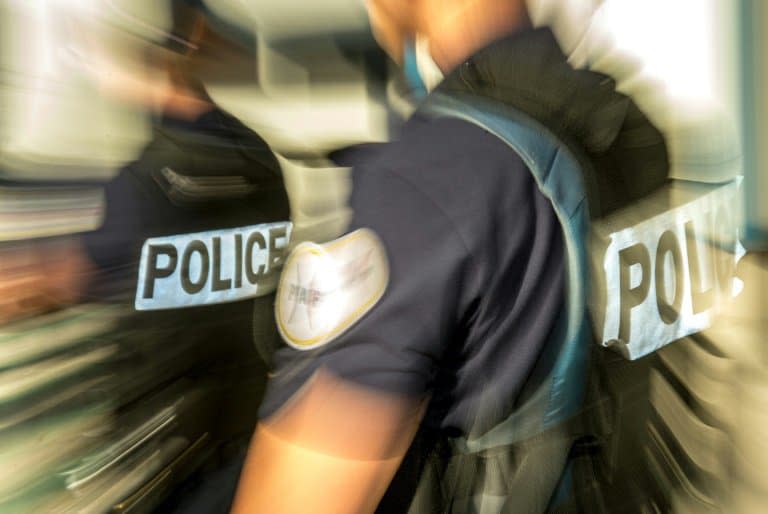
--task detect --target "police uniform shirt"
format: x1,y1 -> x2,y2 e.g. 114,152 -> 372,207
80,108 -> 291,438
260,112 -> 566,438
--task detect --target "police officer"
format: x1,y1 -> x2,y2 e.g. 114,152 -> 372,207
227,0 -> 640,512
0,6 -> 293,512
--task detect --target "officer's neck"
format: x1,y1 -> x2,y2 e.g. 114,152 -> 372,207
423,2 -> 531,74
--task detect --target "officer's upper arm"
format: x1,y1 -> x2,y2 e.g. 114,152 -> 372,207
231,370 -> 425,514
259,164 -> 472,416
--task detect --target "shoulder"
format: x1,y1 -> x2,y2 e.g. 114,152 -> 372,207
354,114 -> 540,214
358,114 -> 530,187
348,114 -> 546,253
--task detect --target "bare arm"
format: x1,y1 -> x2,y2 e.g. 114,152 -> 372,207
230,370 -> 425,514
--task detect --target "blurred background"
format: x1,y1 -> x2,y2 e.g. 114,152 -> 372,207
0,0 -> 764,512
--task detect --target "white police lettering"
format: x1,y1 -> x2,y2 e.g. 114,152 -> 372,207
276,229 -> 388,350
135,222 -> 292,310
594,180 -> 744,359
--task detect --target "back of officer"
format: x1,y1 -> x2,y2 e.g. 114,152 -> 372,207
231,1 -> 668,513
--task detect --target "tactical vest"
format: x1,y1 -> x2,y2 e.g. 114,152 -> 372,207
87,109 -> 294,444
398,87 -> 744,514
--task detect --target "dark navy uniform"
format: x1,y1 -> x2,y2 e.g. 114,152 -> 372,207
260,114 -> 566,439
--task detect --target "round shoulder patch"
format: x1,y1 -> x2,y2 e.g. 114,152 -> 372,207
275,229 -> 389,351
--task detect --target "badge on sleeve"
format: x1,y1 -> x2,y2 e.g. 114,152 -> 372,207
276,229 -> 389,350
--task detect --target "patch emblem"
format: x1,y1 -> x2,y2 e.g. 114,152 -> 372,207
276,229 -> 389,350
135,222 -> 292,310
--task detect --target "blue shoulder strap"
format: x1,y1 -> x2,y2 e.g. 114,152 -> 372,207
420,92 -> 592,449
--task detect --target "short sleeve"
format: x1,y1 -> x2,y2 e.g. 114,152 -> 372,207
259,164 -> 470,417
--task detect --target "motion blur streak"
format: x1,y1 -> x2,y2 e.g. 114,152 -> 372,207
0,1 -> 763,513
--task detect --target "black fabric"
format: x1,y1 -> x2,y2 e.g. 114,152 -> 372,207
155,108 -> 283,184
84,107 -> 289,277
437,27 -> 670,218
83,105 -> 291,443
376,426 -> 445,514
